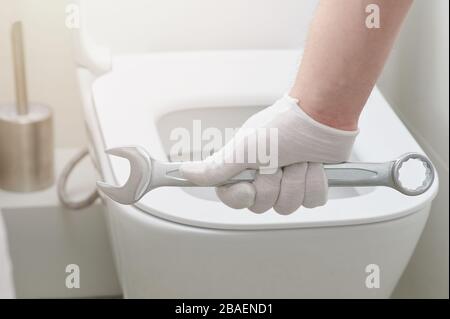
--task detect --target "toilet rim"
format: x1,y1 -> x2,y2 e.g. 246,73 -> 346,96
89,50 -> 439,231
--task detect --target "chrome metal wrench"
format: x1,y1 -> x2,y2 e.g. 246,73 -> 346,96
97,146 -> 435,205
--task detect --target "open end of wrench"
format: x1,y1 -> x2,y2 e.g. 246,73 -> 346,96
96,146 -> 152,204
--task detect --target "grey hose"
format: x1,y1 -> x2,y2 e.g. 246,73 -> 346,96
57,148 -> 99,210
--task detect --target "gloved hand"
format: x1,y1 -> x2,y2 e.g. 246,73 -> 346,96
180,95 -> 358,214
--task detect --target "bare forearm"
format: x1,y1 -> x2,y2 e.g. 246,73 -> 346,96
290,0 -> 413,130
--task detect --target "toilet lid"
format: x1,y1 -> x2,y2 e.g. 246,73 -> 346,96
91,50 -> 438,230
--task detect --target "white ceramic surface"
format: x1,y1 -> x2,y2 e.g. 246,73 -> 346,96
76,50 -> 437,298
91,51 -> 438,230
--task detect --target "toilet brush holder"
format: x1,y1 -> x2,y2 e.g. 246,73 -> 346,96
0,22 -> 54,192
0,104 -> 54,192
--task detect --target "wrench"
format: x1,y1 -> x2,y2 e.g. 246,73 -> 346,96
96,146 -> 435,205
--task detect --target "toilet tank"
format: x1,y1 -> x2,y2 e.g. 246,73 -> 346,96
72,0 -> 318,74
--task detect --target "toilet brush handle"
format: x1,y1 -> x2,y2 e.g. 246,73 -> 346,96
11,21 -> 29,115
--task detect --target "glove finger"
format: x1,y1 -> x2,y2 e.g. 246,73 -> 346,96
180,131 -> 258,186
303,163 -> 328,208
215,182 -> 256,209
249,168 -> 282,214
274,163 -> 308,215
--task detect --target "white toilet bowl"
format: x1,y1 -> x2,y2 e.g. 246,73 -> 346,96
77,50 -> 438,298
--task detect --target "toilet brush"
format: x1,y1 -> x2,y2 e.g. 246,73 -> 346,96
0,22 -> 54,192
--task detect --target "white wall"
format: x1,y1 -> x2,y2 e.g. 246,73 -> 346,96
0,0 -> 18,116
1,0 -> 320,147
0,0 -> 448,298
378,0 -> 449,298
0,0 -> 86,147
82,0 -> 317,54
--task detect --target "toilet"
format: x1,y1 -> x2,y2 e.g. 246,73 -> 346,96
73,0 -> 438,298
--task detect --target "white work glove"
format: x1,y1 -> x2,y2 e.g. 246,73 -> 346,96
180,95 -> 358,214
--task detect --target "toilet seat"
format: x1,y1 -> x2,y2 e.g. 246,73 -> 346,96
91,50 -> 438,230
